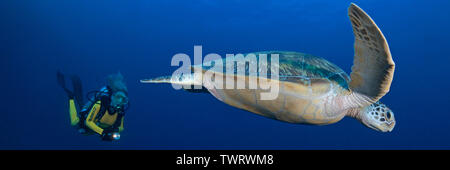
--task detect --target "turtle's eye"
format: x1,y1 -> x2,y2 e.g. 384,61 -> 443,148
385,111 -> 394,121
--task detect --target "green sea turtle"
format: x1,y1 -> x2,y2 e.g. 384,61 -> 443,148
141,3 -> 396,132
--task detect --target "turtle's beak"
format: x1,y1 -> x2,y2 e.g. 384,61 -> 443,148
386,121 -> 396,132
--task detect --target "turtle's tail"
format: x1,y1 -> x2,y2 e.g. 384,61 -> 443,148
140,73 -> 202,86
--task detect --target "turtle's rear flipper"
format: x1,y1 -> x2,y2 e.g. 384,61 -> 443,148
70,75 -> 84,107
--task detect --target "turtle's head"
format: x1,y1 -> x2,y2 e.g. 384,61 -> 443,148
360,102 -> 396,132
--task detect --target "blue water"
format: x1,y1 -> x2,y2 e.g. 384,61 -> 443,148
2,0 -> 450,149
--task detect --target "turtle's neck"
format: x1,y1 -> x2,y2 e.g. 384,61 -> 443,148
346,107 -> 362,121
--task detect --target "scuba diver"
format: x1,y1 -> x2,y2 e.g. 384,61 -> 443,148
57,71 -> 129,141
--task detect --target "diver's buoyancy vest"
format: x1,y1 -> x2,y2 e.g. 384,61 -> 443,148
81,87 -> 117,122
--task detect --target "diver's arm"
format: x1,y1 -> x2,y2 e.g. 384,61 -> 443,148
84,100 -> 105,135
69,99 -> 80,126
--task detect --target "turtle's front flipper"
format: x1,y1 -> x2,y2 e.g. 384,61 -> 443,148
347,3 -> 395,104
140,73 -> 203,86
140,75 -> 174,84
141,74 -> 208,93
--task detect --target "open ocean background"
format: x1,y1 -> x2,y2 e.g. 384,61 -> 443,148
1,0 -> 450,149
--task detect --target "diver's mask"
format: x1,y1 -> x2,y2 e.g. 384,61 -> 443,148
110,91 -> 129,113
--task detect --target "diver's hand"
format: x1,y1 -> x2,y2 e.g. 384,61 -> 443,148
101,129 -> 120,141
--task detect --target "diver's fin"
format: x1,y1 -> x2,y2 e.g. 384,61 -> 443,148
70,75 -> 84,107
57,70 -> 74,97
57,70 -> 66,89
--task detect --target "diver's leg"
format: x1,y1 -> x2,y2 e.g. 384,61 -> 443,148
76,110 -> 90,134
69,99 -> 80,126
